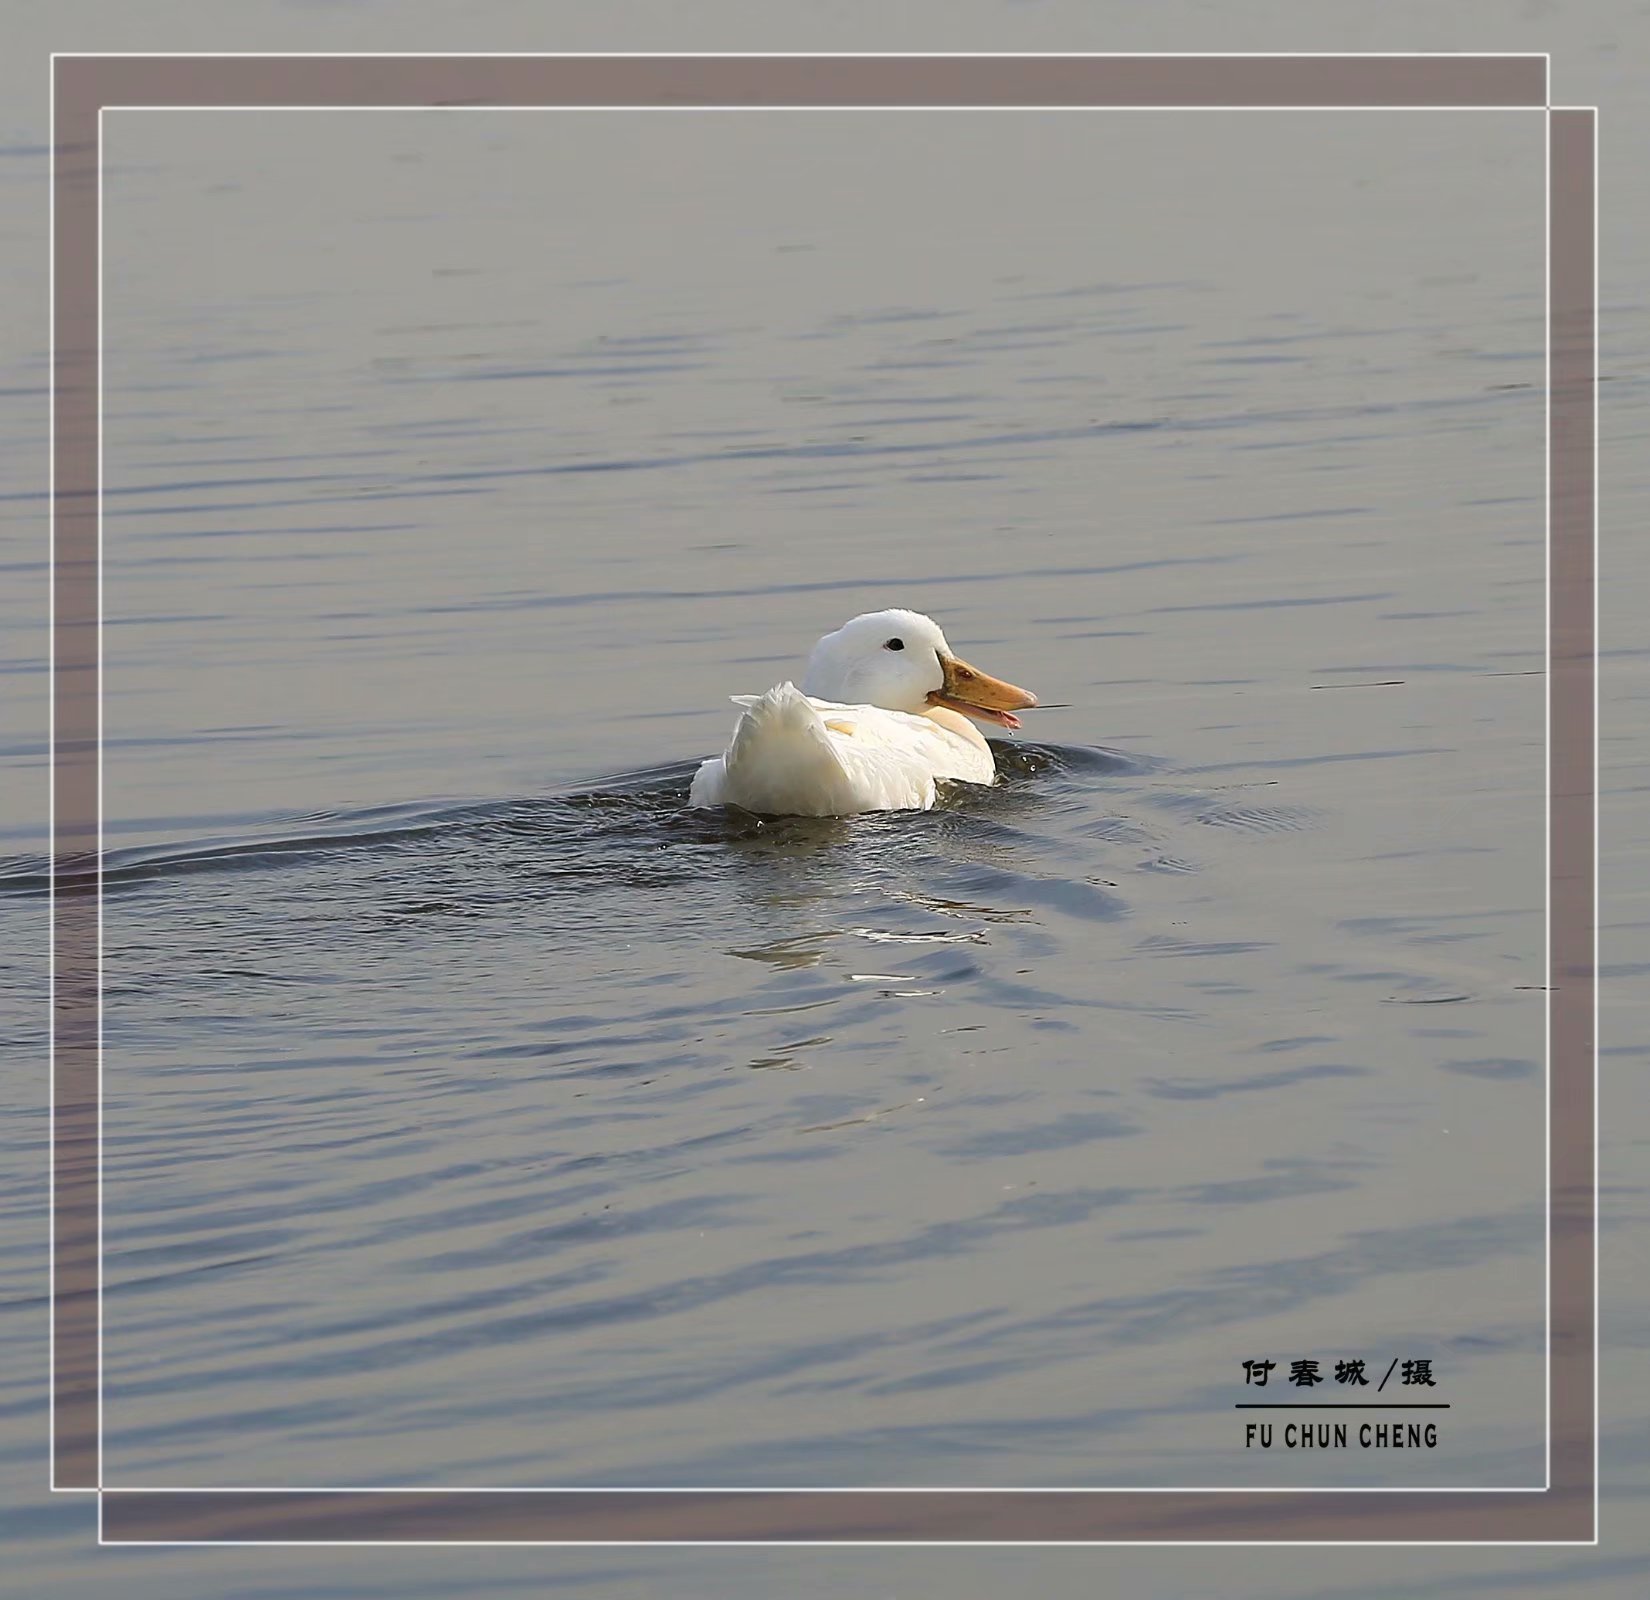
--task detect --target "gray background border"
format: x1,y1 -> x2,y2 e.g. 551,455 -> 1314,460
46,53 -> 1595,1545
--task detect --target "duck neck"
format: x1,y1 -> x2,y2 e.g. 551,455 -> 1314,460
923,705 -> 989,752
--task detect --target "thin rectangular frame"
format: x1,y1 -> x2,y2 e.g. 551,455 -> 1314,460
90,98 -> 1555,1506
47,53 -> 1596,1546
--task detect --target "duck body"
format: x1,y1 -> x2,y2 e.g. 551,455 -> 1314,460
689,609 -> 1038,818
688,682 -> 995,816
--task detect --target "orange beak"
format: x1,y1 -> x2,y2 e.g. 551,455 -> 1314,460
927,653 -> 1040,730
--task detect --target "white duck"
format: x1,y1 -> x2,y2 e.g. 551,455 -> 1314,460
689,608 -> 1039,816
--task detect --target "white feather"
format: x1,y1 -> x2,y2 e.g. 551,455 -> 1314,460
689,682 -> 996,815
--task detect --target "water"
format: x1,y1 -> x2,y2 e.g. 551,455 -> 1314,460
76,725 -> 1548,1488
5,56 -> 1638,1596
46,107 -> 1545,1494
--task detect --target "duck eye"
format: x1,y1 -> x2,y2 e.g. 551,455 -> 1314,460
884,637 -> 905,652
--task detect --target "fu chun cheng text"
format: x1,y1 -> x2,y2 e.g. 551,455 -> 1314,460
1244,1420 -> 1440,1451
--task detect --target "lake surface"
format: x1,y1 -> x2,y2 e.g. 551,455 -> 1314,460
6,80 -> 1622,1591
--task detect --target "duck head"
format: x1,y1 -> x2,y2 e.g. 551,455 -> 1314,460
800,609 -> 1039,729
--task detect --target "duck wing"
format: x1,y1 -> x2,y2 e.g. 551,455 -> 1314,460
689,682 -> 853,815
813,702 -> 994,796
